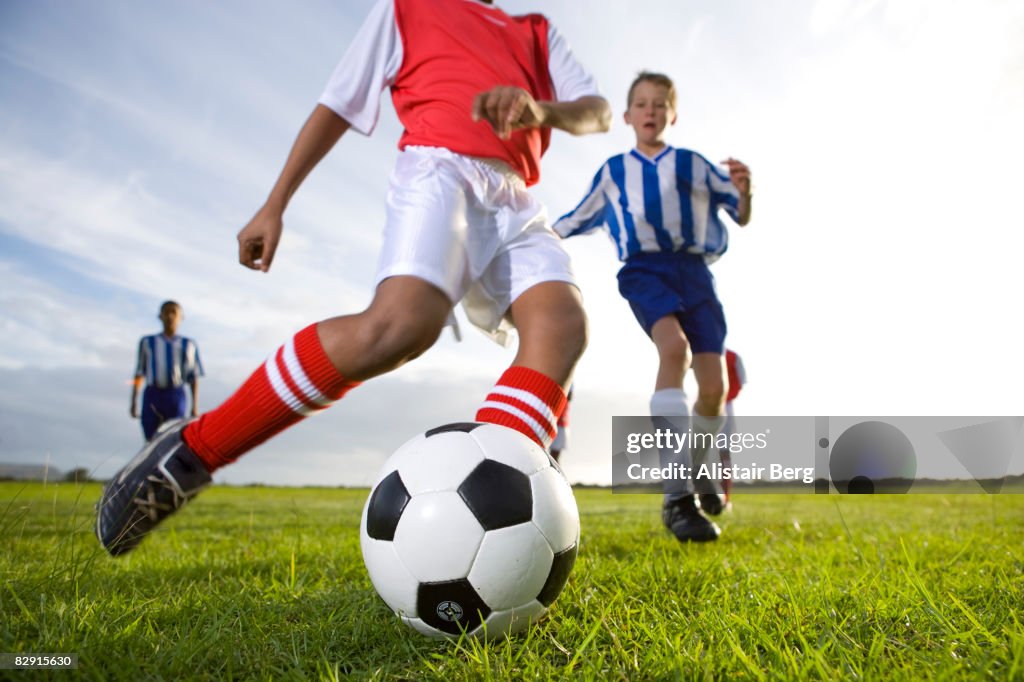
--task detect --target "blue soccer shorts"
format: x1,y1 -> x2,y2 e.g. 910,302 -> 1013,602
616,250 -> 727,354
141,385 -> 188,440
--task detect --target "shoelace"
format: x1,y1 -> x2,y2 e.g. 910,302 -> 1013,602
133,474 -> 185,522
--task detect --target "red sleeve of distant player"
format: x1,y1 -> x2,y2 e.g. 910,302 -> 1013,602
726,350 -> 743,402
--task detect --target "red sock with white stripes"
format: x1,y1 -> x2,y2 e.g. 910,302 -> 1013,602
475,366 -> 568,450
183,324 -> 359,472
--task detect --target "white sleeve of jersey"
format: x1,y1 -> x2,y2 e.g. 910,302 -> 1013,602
707,164 -> 738,197
546,23 -> 601,102
318,0 -> 403,136
553,164 -> 610,238
703,155 -> 740,222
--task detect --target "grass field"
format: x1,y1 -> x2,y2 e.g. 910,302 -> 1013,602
1,482 -> 1022,680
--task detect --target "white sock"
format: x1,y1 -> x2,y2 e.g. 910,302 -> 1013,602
650,389 -> 691,502
650,388 -> 689,418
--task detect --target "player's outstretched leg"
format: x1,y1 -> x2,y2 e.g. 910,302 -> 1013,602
96,419 -> 211,556
97,277 -> 451,556
650,317 -> 720,542
476,282 -> 585,450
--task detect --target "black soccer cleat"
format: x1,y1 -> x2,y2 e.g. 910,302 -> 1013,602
662,494 -> 720,543
96,420 -> 211,556
698,492 -> 728,516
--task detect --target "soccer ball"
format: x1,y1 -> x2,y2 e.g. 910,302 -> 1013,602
360,422 -> 580,639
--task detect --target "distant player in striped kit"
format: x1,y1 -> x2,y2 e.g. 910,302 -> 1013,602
130,301 -> 203,441
554,72 -> 753,542
97,0 -> 611,556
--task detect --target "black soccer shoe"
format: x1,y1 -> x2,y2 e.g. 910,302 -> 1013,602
662,494 -> 720,543
699,492 -> 728,516
96,420 -> 211,556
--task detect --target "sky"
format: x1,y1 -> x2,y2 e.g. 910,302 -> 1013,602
1,0 -> 1022,486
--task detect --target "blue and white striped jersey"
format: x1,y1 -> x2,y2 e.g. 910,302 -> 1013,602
554,146 -> 740,262
134,335 -> 203,389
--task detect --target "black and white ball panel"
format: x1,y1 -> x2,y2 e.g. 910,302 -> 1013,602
416,578 -> 491,635
424,422 -> 484,437
359,521 -> 418,616
467,522 -> 554,611
537,544 -> 578,607
391,491 -> 485,583
458,459 -> 533,531
364,470 -> 410,541
381,432 -> 485,496
406,599 -> 550,639
529,466 -> 580,552
466,423 -> 552,475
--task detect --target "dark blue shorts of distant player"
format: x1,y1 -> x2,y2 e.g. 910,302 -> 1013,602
141,385 -> 188,440
616,250 -> 727,354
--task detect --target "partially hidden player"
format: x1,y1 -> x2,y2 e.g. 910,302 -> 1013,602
97,0 -> 611,555
549,385 -> 572,462
554,72 -> 752,542
130,300 -> 203,441
715,348 -> 746,508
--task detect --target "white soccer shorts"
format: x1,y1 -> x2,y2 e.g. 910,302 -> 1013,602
375,146 -> 577,346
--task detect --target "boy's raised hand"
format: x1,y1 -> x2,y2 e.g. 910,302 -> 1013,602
238,205 -> 285,273
472,86 -> 547,139
721,158 -> 752,196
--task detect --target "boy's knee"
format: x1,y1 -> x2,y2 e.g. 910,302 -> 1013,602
559,304 -> 588,361
513,298 -> 588,384
356,310 -> 444,370
697,382 -> 726,410
657,333 -> 691,367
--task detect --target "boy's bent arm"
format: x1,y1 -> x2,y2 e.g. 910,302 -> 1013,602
721,157 -> 753,226
473,88 -> 610,138
540,95 -> 611,136
130,377 -> 142,419
238,105 -> 351,271
737,194 -> 752,227
130,340 -> 145,418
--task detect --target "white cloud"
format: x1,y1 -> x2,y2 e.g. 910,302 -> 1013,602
0,263 -> 136,369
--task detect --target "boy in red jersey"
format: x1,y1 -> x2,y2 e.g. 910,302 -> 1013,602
97,0 -> 610,556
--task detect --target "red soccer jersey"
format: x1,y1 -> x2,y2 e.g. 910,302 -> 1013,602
319,0 -> 598,187
392,0 -> 554,186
